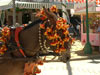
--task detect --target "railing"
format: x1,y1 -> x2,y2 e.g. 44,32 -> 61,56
16,0 -> 62,3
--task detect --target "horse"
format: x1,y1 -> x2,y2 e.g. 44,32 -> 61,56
0,7 -> 72,75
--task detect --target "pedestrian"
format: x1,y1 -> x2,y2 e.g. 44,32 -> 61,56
96,23 -> 100,33
76,24 -> 80,36
96,21 -> 100,52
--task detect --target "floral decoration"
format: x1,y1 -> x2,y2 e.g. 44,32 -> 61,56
37,5 -> 75,53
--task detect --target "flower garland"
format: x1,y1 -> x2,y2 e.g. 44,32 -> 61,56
0,36 -> 7,55
38,5 -> 75,53
1,26 -> 10,37
0,26 -> 10,55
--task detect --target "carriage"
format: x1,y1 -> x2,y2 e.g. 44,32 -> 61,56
0,6 -> 74,75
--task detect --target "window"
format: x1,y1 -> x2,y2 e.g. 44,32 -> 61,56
83,13 -> 100,33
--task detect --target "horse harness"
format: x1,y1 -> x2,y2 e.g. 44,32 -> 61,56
8,26 -> 26,57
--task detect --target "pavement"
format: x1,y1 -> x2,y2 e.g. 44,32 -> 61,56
43,38 -> 100,61
70,39 -> 100,61
37,39 -> 100,75
37,59 -> 100,75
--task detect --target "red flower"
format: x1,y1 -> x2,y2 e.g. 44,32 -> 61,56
54,49 -> 60,53
40,24 -> 45,29
36,59 -> 44,65
56,25 -> 62,30
60,47 -> 66,52
64,37 -> 69,42
49,35 -> 55,40
54,33 -> 59,39
40,15 -> 47,20
60,40 -> 64,45
40,9 -> 45,15
62,18 -> 67,24
34,66 -> 41,74
2,27 -> 10,37
50,41 -> 59,46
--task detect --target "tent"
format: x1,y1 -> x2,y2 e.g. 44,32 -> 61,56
0,0 -> 13,10
0,0 -> 13,26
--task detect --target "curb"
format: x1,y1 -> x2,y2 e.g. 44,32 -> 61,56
70,55 -> 100,61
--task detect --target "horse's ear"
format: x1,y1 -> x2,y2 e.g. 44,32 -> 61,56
43,7 -> 50,16
43,7 -> 57,25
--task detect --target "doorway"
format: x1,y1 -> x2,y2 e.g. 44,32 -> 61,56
22,13 -> 31,24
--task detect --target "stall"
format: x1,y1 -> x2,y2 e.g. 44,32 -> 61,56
74,2 -> 100,47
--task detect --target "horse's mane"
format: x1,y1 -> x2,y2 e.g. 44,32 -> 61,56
23,19 -> 42,30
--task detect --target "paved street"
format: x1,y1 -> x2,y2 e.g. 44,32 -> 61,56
37,39 -> 100,75
38,59 -> 100,75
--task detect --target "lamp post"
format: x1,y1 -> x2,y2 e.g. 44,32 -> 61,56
84,0 -> 92,54
13,0 -> 16,26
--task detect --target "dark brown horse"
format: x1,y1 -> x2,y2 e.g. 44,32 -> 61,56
0,8 -> 71,75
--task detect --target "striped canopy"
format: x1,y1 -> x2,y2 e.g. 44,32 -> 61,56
53,0 -> 94,3
15,1 -> 62,9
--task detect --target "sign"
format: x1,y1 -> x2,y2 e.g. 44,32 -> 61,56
74,2 -> 96,13
66,0 -> 94,3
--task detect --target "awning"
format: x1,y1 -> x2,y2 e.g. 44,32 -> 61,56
74,2 -> 96,14
0,0 -> 13,10
15,1 -> 62,9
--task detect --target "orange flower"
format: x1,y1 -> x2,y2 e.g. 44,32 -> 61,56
2,27 -> 10,37
48,35 -> 55,40
54,49 -> 60,53
60,47 -> 66,52
40,9 -> 45,15
62,24 -> 69,30
0,37 -> 6,43
64,37 -> 69,42
50,42 -> 56,46
50,5 -> 58,12
40,24 -> 45,29
46,27 -> 52,32
36,59 -> 44,65
50,41 -> 59,46
44,31 -> 48,36
0,45 -> 7,55
35,67 -> 41,74
63,30 -> 69,35
57,17 -> 67,24
60,40 -> 64,45
62,18 -> 67,24
56,24 -> 62,30
54,33 -> 59,39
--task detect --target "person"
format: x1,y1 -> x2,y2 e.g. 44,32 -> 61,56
96,22 -> 100,52
76,24 -> 80,36
28,21 -> 32,24
15,23 -> 20,27
97,24 -> 100,33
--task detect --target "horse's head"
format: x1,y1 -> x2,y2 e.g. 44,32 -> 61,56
36,6 -> 58,26
43,7 -> 58,26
